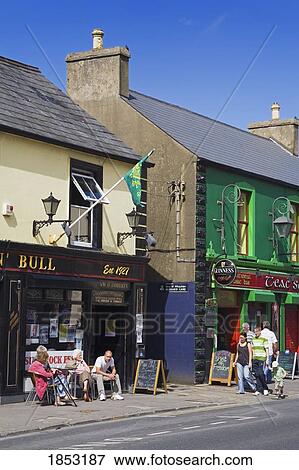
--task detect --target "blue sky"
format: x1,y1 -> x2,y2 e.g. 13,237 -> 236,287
1,1 -> 299,129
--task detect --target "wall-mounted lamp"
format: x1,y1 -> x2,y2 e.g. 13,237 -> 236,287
32,192 -> 70,237
212,184 -> 242,255
269,196 -> 294,250
117,208 -> 156,248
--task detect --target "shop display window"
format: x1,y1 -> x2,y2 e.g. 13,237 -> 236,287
25,288 -> 85,352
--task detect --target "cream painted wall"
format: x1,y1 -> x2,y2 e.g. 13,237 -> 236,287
0,132 -> 135,255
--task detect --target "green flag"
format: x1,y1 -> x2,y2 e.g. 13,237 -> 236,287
124,149 -> 154,206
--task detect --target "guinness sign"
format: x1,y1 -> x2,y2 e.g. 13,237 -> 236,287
213,259 -> 236,286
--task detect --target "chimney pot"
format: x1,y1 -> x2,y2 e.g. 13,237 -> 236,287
92,28 -> 104,49
271,102 -> 280,120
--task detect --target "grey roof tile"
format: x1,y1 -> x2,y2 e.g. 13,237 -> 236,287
0,56 -> 140,162
126,90 -> 299,187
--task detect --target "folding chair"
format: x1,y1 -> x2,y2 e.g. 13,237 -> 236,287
25,372 -> 57,406
25,373 -> 37,405
90,373 -> 113,399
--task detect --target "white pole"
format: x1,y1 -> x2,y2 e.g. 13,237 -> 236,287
69,176 -> 125,230
54,176 -> 125,244
55,148 -> 155,243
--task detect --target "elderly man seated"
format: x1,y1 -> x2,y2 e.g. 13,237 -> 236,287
91,350 -> 124,401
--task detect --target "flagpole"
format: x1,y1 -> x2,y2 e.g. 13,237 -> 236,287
54,149 -> 155,243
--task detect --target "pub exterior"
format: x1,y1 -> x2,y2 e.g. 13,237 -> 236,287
206,164 -> 299,358
0,55 -> 149,403
0,241 -> 147,403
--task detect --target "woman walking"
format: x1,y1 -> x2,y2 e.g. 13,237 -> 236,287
233,332 -> 256,394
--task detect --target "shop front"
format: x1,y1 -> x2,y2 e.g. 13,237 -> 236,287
0,241 -> 148,404
215,268 -> 299,354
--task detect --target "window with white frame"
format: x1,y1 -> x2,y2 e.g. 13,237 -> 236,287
70,167 -> 108,248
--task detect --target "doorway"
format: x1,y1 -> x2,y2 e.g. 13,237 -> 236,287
217,308 -> 240,352
90,305 -> 134,390
285,306 -> 299,352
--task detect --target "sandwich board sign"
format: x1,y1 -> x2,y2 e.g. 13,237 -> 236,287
209,350 -> 235,386
277,351 -> 298,380
133,359 -> 167,395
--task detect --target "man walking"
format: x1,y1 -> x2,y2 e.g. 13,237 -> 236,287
91,350 -> 124,401
261,320 -> 279,383
242,322 -> 254,343
252,326 -> 269,396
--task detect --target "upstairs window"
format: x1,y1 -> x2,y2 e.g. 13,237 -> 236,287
70,163 -> 106,249
290,203 -> 299,262
237,190 -> 251,255
72,174 -> 109,203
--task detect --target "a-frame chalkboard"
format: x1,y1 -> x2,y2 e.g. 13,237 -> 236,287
133,359 -> 167,395
209,350 -> 235,386
277,351 -> 298,380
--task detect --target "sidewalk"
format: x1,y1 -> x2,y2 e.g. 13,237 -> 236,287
1,380 -> 299,437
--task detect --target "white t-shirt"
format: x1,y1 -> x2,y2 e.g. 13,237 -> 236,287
261,328 -> 278,355
91,356 -> 115,374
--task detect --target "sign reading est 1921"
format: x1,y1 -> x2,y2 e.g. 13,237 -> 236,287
213,259 -> 237,286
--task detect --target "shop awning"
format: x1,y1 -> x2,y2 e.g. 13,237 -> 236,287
247,290 -> 276,303
285,293 -> 299,305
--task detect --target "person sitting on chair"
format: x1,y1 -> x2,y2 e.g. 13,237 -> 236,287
66,349 -> 92,402
91,350 -> 124,401
28,345 -> 70,406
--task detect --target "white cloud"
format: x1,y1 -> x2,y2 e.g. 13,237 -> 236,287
203,14 -> 227,33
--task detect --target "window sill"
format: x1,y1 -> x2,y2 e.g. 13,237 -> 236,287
68,243 -> 101,252
237,255 -> 257,262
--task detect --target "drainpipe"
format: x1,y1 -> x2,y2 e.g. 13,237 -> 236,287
172,180 -> 195,263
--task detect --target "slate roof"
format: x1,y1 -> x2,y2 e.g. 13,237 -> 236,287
125,90 -> 299,187
0,56 -> 140,162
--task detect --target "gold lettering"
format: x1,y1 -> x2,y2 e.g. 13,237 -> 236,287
115,266 -> 130,276
103,264 -> 114,275
29,256 -> 38,270
47,258 -> 56,271
38,257 -> 48,271
19,255 -> 27,269
0,253 -> 4,268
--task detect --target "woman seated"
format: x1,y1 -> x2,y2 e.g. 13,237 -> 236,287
28,345 -> 73,406
66,349 -> 92,402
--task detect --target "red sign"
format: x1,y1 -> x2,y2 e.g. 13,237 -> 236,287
231,271 -> 299,293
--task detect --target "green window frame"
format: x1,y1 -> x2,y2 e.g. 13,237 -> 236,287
237,190 -> 251,256
290,202 -> 299,262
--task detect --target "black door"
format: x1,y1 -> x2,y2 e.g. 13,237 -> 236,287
91,306 -> 133,390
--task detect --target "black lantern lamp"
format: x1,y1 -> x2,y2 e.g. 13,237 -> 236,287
42,192 -> 60,222
33,192 -> 70,237
117,208 -> 156,248
126,208 -> 140,231
273,214 -> 294,239
270,196 -> 294,250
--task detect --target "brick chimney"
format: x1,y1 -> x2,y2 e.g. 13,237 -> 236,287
66,28 -> 130,111
248,103 -> 299,156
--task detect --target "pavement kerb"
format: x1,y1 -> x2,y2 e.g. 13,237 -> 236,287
2,392 -> 298,439
0,402 -> 236,439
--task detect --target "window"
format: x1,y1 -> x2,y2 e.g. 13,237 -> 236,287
72,174 -> 109,203
70,162 -> 105,248
290,203 -> 299,262
237,190 -> 251,255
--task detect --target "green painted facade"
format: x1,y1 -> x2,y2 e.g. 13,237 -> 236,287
205,164 -> 299,352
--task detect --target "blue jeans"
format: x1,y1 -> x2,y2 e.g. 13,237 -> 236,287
236,363 -> 256,393
253,359 -> 269,393
264,355 -> 273,383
